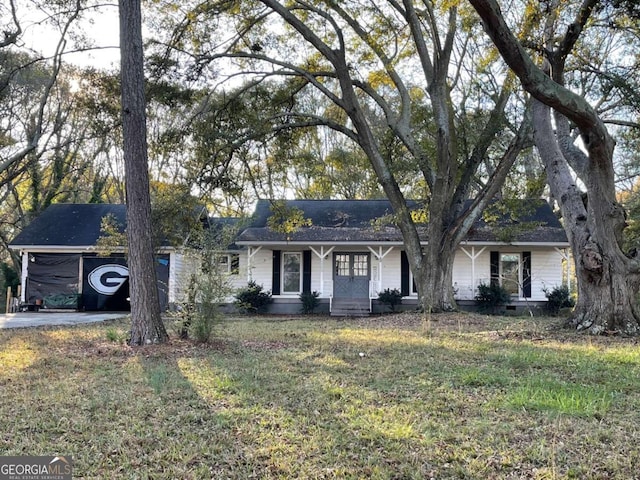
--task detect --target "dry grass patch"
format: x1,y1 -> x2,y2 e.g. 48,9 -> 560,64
1,312 -> 639,479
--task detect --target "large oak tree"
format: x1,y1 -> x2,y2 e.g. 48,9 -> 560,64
470,0 -> 640,334
150,0 -> 534,312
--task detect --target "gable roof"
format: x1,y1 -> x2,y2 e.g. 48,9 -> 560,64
235,199 -> 569,245
9,204 -> 128,250
10,199 -> 569,251
9,203 -> 222,251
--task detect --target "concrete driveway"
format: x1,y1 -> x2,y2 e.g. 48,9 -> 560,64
0,311 -> 129,329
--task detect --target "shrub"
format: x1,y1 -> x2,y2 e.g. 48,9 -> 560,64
475,282 -> 511,313
176,267 -> 233,343
543,285 -> 575,315
235,281 -> 273,313
299,290 -> 320,314
378,288 -> 403,312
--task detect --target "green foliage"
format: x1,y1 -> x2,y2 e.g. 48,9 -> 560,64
482,200 -> 541,243
299,290 -> 320,314
543,285 -> 575,315
266,200 -> 312,238
105,327 -> 127,344
96,185 -> 208,256
96,213 -> 127,255
1,262 -> 19,293
150,182 -> 205,247
175,229 -> 236,343
475,282 -> 512,312
234,281 -> 273,313
192,272 -> 230,342
378,288 -> 403,312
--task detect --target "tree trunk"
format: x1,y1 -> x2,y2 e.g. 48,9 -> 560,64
533,100 -> 640,334
119,0 -> 168,345
415,229 -> 457,313
470,0 -> 640,334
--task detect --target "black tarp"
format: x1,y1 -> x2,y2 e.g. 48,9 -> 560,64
26,254 -> 80,305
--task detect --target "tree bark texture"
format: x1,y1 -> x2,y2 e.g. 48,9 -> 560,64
471,0 -> 640,334
119,0 -> 168,344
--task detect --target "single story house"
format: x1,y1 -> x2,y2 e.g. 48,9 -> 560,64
232,199 -> 571,315
9,199 -> 570,315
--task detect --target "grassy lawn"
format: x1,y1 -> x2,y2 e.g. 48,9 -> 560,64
1,312 -> 639,479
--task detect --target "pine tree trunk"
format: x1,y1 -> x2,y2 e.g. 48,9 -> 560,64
119,0 -> 168,345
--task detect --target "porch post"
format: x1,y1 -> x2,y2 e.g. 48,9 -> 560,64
367,246 -> 394,296
21,251 -> 29,302
246,246 -> 262,282
310,246 -> 335,297
461,246 -> 486,297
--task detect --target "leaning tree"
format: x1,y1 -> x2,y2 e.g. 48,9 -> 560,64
470,0 -> 640,334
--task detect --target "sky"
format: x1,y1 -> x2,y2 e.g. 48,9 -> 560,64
17,2 -> 121,70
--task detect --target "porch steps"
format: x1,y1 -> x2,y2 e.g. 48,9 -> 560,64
330,298 -> 370,317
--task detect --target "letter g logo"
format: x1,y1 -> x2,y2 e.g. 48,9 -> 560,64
88,264 -> 129,295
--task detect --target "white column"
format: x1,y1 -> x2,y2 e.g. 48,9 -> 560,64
461,246 -> 486,297
21,251 -> 29,302
310,246 -> 335,296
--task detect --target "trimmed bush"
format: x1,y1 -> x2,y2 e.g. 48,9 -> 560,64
475,282 -> 511,313
299,290 -> 320,314
235,281 -> 273,313
544,285 -> 575,315
378,288 -> 403,312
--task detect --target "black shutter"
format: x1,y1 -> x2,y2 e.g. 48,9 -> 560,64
303,250 -> 312,294
522,251 -> 532,298
401,251 -> 410,297
490,251 -> 500,287
272,250 -> 281,295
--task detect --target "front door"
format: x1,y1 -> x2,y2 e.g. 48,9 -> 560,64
333,252 -> 370,299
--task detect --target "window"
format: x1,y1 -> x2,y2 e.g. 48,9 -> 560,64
216,254 -> 240,275
282,252 -> 302,293
500,253 -> 520,296
353,254 -> 369,277
335,254 -> 350,276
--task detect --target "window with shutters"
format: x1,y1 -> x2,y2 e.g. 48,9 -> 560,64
282,252 -> 302,293
500,253 -> 521,296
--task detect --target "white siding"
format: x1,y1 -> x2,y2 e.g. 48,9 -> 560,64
530,248 -> 567,301
170,250 -> 250,305
378,249 -> 403,294
452,247 -> 567,301
247,247 -> 275,291
452,250 -> 476,300
169,251 -> 187,304
235,244 -> 567,302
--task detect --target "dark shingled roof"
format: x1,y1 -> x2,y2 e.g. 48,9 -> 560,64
9,203 -> 234,249
236,199 -> 569,244
10,204 -> 127,248
10,199 -> 569,249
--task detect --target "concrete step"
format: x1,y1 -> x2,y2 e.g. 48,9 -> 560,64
331,298 -> 370,317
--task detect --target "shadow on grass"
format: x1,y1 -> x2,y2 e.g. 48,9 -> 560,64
1,315 -> 639,478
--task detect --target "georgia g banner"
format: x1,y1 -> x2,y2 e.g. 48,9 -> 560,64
82,257 -> 130,311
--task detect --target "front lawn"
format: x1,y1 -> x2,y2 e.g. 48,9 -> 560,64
1,312 -> 639,479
